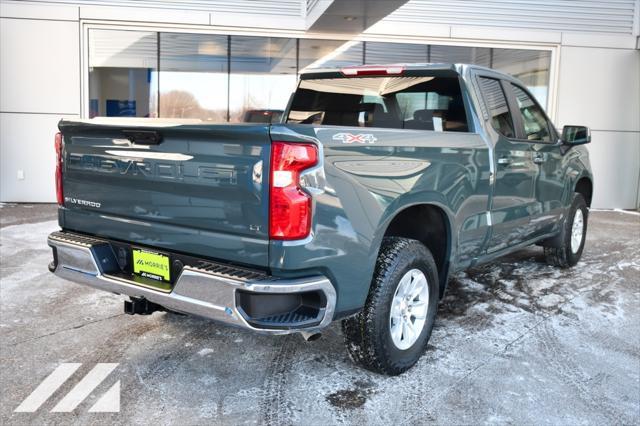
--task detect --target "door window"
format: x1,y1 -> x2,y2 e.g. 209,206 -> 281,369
511,85 -> 551,142
478,77 -> 515,138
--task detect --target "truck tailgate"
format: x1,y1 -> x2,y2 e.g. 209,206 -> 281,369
58,120 -> 270,267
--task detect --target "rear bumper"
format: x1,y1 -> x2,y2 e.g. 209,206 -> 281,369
47,231 -> 336,335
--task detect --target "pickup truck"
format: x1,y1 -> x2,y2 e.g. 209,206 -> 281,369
48,64 -> 593,375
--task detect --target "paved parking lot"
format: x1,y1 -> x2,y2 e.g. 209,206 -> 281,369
1,204 -> 639,425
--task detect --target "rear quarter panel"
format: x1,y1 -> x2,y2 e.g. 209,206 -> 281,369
270,124 -> 491,316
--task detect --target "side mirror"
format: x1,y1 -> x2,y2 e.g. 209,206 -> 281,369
561,125 -> 591,145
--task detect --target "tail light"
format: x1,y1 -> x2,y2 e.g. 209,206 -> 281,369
269,141 -> 318,240
54,132 -> 64,205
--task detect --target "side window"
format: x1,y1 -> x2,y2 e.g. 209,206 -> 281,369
478,77 -> 515,138
511,85 -> 551,142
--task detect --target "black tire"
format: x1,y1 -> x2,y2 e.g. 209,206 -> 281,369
544,193 -> 588,268
341,237 -> 439,375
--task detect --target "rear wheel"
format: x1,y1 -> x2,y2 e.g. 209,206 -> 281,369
545,193 -> 588,268
342,237 -> 439,375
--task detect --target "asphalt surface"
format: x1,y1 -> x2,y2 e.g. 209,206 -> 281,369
1,204 -> 639,425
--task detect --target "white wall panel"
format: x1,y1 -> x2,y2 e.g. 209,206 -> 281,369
385,0 -> 638,35
0,113 -> 78,203
586,130 -> 640,209
561,32 -> 638,49
209,12 -> 305,30
79,5 -> 209,25
36,0 -> 304,16
556,47 -> 640,209
0,18 -> 80,114
556,46 -> 640,132
0,0 -> 78,20
450,25 -> 562,44
364,20 -> 451,38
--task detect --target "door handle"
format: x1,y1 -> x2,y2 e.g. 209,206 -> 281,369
533,155 -> 545,164
497,157 -> 511,165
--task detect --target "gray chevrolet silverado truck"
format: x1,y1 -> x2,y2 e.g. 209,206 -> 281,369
48,64 -> 593,375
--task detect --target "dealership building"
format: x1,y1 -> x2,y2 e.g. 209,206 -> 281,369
1,0 -> 638,208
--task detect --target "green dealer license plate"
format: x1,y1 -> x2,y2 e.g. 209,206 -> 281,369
132,249 -> 170,282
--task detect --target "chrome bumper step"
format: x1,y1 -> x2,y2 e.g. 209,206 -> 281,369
48,231 -> 336,334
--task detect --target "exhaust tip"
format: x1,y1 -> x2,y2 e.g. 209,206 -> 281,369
300,331 -> 322,342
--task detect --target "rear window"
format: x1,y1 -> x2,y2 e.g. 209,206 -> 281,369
286,76 -> 469,132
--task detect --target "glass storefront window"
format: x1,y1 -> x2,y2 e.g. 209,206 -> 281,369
88,29 -> 157,118
364,42 -> 428,65
87,30 -> 553,120
430,45 -> 492,67
492,49 -> 551,109
159,33 -> 228,122
299,39 -> 363,72
229,36 -> 297,123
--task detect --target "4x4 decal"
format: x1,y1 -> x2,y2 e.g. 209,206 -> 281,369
332,133 -> 377,144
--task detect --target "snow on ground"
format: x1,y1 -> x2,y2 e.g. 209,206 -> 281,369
1,207 -> 638,425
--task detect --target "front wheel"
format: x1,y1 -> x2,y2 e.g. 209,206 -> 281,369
342,237 -> 439,375
545,193 -> 588,268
